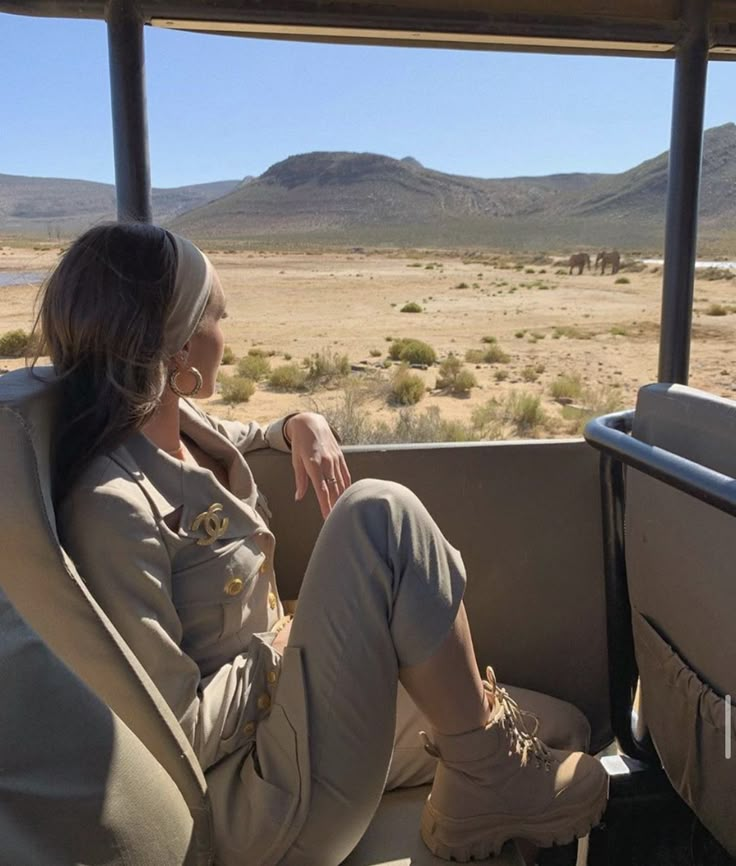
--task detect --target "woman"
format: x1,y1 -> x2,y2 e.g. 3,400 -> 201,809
40,223 -> 608,866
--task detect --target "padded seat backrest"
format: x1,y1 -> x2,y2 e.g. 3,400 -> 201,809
0,588 -> 196,866
0,366 -> 211,865
627,383 -> 736,855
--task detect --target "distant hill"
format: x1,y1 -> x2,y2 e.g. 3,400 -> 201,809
171,124 -> 736,251
171,150 -> 608,239
5,124 -> 736,252
0,175 -> 241,236
556,123 -> 736,222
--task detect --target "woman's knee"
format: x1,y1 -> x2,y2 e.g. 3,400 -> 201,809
327,478 -> 437,558
337,477 -> 422,517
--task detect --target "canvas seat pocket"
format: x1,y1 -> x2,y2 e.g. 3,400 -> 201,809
632,609 -> 736,855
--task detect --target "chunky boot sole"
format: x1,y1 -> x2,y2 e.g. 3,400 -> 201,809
420,773 -> 609,862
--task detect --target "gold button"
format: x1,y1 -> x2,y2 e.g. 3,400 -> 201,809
267,670 -> 279,685
268,592 -> 277,610
243,721 -> 256,736
257,693 -> 271,711
259,562 -> 268,575
225,577 -> 244,597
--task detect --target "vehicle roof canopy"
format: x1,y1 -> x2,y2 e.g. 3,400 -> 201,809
2,0 -> 735,59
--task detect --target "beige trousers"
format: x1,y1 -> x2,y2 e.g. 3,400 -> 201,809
275,479 -> 466,866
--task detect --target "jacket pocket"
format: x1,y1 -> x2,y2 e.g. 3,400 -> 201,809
632,609 -> 736,855
174,546 -> 266,648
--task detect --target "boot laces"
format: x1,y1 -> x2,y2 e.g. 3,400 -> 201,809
484,666 -> 553,771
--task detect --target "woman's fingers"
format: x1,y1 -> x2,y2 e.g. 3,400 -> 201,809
322,456 -> 349,505
293,454 -> 309,502
305,458 -> 331,519
338,453 -> 352,489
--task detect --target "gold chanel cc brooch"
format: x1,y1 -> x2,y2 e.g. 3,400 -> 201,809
191,503 -> 230,546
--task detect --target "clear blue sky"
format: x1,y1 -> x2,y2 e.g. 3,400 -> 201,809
2,12 -> 736,188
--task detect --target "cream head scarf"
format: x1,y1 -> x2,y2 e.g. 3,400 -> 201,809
163,231 -> 215,355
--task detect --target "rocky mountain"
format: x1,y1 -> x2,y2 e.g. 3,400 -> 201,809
171,150 -> 609,238
4,124 -> 736,251
170,124 -> 736,250
0,175 -> 241,235
557,123 -> 736,222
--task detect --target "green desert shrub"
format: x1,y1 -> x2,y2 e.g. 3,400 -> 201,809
304,350 -> 350,384
506,391 -> 546,434
436,355 -> 477,394
400,302 -> 423,313
0,329 -> 37,358
237,353 -> 271,381
465,344 -> 510,364
614,277 -> 630,285
369,348 -> 382,357
482,343 -> 510,363
473,392 -> 546,437
269,363 -> 308,391
561,385 -> 625,435
552,325 -> 592,340
388,338 -> 437,366
221,345 -> 236,365
318,392 -> 478,445
452,369 -> 477,394
550,373 -> 584,401
706,303 -> 728,316
219,375 -> 255,404
390,365 -> 425,405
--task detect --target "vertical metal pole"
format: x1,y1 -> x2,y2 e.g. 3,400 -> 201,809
658,0 -> 710,384
106,0 -> 152,223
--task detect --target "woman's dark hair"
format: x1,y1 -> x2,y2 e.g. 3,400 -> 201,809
32,222 -> 178,498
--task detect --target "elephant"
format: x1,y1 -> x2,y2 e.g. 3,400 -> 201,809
568,252 -> 591,275
595,250 -> 621,274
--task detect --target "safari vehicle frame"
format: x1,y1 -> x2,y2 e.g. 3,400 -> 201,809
1,1 -> 735,865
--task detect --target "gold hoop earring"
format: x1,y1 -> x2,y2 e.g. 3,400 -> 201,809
168,367 -> 203,398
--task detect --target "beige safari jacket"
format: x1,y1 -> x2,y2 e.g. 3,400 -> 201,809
58,399 -> 312,866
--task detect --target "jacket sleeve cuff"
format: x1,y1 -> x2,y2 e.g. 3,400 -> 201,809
264,414 -> 299,453
265,413 -> 343,452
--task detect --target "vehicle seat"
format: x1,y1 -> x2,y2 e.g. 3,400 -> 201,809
626,383 -> 736,856
0,366 -> 210,865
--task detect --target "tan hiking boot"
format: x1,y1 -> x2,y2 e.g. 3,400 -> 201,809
419,666 -> 609,862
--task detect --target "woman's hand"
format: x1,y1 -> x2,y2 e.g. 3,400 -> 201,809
285,412 -> 351,519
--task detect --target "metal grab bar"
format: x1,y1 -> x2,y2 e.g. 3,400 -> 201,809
585,410 -> 736,518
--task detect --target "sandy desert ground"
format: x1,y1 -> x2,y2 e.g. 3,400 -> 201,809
2,242 -> 735,442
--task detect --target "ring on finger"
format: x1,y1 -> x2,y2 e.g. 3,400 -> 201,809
325,476 -> 338,485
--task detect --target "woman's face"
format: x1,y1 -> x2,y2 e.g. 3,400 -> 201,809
182,272 -> 227,398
